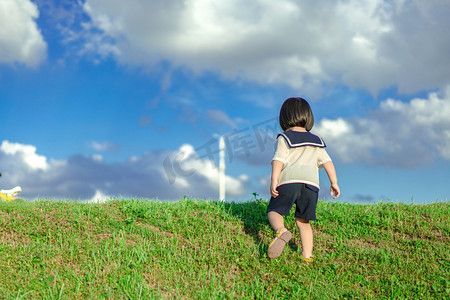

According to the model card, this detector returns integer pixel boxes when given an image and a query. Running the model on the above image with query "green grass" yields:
[0,197,449,299]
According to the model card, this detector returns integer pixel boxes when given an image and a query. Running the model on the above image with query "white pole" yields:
[219,136,226,202]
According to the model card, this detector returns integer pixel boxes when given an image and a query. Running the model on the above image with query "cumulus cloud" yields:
[74,0,450,94]
[0,141,246,201]
[0,141,48,171]
[0,0,47,67]
[313,87,450,168]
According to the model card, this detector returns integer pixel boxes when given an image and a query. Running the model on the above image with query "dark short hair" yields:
[279,97,314,131]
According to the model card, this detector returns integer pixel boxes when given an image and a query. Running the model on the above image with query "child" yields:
[267,97,340,261]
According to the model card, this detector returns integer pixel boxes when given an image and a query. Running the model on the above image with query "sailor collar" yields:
[277,130,326,148]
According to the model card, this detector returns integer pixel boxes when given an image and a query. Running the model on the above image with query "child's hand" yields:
[330,183,340,199]
[270,182,279,198]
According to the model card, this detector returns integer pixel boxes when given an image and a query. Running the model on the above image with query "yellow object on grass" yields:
[0,192,16,202]
[0,186,22,202]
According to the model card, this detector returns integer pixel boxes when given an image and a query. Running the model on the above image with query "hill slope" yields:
[0,198,449,299]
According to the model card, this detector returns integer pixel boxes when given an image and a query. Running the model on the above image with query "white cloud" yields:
[87,189,111,203]
[0,141,48,170]
[205,109,245,130]
[164,144,246,197]
[75,0,450,94]
[0,0,47,67]
[0,141,246,201]
[313,87,450,167]
[91,154,103,162]
[89,141,118,152]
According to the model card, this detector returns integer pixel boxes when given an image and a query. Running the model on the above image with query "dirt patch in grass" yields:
[0,210,11,222]
[347,238,380,250]
[135,222,195,248]
[0,229,32,246]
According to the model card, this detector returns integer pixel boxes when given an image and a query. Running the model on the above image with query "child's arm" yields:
[270,160,284,198]
[322,161,340,199]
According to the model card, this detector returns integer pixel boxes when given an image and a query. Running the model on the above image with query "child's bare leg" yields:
[295,217,313,258]
[267,211,292,259]
[268,211,285,232]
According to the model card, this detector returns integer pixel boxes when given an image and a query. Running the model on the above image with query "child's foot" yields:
[268,228,292,259]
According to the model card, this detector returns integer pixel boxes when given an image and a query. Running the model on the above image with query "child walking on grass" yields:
[267,97,340,261]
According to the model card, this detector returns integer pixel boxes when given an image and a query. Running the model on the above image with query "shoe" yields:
[268,228,292,259]
[301,256,314,263]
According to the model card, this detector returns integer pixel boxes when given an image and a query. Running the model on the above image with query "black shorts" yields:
[267,183,319,221]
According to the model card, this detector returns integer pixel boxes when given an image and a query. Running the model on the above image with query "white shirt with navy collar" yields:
[273,130,331,189]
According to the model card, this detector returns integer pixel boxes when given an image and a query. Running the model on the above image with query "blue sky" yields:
[1,0,449,203]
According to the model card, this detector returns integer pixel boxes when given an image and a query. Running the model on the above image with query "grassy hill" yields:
[0,197,449,299]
